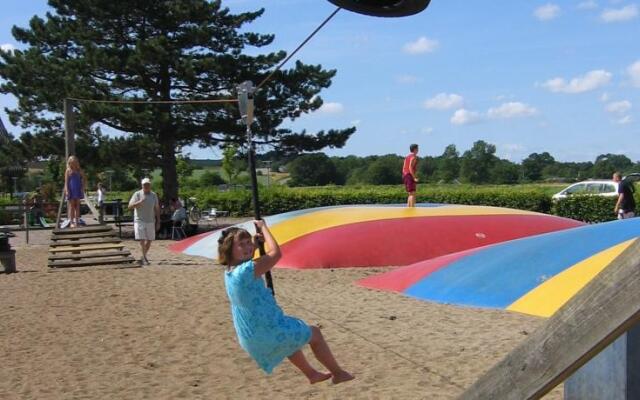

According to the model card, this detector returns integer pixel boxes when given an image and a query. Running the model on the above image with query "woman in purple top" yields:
[64,156,87,228]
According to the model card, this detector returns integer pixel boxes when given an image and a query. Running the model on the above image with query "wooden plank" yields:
[48,256,136,268]
[52,225,112,235]
[48,250,132,261]
[50,238,121,247]
[49,243,125,253]
[458,239,640,400]
[50,231,117,240]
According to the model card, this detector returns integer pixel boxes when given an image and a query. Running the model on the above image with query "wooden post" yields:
[62,99,76,228]
[64,99,75,159]
[458,239,640,400]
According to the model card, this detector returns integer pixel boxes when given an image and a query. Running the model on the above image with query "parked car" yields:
[552,180,618,201]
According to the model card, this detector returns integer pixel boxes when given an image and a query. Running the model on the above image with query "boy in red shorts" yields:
[402,144,419,207]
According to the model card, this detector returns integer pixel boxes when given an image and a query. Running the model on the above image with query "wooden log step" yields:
[51,231,117,241]
[52,225,112,235]
[49,243,126,253]
[48,256,136,268]
[50,238,121,247]
[48,250,131,261]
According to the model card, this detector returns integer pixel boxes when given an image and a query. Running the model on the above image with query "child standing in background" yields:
[64,156,86,228]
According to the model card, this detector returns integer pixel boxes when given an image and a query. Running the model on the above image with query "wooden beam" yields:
[48,256,135,268]
[458,239,640,400]
[49,243,125,253]
[51,231,117,240]
[48,250,132,261]
[50,238,121,247]
[53,225,112,235]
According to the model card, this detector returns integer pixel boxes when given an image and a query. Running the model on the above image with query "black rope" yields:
[66,97,237,105]
[256,7,342,90]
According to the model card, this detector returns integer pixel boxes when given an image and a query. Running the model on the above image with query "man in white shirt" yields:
[128,178,160,265]
[97,182,106,223]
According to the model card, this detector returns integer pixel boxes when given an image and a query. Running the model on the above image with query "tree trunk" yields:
[160,137,178,204]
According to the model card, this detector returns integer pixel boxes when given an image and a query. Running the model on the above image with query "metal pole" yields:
[238,81,274,295]
[24,210,29,244]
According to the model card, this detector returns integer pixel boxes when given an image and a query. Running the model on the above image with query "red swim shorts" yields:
[403,174,416,193]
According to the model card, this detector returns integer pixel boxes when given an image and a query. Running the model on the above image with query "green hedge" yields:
[183,185,553,217]
[551,195,630,223]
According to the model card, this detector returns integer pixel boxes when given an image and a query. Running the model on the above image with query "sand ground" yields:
[0,228,563,399]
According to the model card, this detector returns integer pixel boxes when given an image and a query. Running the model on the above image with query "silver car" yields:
[552,180,619,201]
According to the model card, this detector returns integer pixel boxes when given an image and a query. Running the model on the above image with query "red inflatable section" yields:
[277,214,583,269]
[357,248,480,292]
[168,230,212,253]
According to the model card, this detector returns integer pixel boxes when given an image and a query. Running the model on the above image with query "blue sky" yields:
[1,0,640,162]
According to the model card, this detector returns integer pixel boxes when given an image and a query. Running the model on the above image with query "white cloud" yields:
[422,127,434,134]
[600,92,610,102]
[395,74,421,84]
[617,115,633,125]
[487,102,538,119]
[451,109,482,125]
[424,93,464,110]
[600,4,638,22]
[403,36,439,55]
[628,60,640,87]
[541,69,612,93]
[318,102,344,114]
[0,43,15,53]
[605,100,632,114]
[534,4,561,20]
[502,143,525,152]
[577,1,598,10]
[350,119,361,126]
[500,144,526,160]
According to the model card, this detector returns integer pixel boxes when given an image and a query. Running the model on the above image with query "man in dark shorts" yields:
[402,144,419,207]
[613,172,636,219]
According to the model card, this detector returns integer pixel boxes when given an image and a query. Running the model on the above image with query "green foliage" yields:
[183,185,554,217]
[0,0,355,203]
[459,140,498,184]
[198,170,226,187]
[552,196,618,223]
[591,154,634,179]
[222,146,245,185]
[288,153,339,186]
[362,155,403,185]
[490,160,520,184]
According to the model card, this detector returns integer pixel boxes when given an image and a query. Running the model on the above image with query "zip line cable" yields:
[255,7,341,90]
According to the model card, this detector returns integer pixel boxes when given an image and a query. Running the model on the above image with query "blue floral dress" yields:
[224,260,311,373]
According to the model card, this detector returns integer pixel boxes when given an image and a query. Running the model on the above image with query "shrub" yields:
[183,185,553,217]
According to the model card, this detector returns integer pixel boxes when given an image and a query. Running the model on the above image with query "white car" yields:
[552,180,619,201]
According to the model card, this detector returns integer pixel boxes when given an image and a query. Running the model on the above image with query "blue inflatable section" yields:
[404,218,640,309]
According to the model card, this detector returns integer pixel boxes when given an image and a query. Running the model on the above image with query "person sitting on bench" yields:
[170,198,187,239]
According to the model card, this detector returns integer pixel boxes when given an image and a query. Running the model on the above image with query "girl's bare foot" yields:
[308,371,332,384]
[331,370,355,384]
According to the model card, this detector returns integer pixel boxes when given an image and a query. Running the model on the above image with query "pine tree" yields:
[0,0,355,201]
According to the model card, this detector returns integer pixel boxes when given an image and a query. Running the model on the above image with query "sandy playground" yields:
[0,228,563,399]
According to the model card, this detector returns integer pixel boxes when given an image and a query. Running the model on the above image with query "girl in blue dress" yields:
[219,220,354,384]
[63,156,87,228]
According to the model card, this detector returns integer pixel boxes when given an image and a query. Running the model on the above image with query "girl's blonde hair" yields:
[218,227,252,266]
[66,155,81,171]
